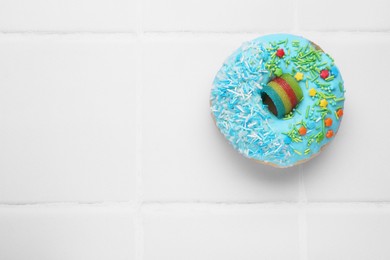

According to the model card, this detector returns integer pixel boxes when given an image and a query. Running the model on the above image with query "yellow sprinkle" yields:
[319,99,328,108]
[308,88,317,97]
[294,72,304,81]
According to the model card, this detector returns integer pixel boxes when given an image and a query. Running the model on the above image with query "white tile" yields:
[301,33,390,201]
[0,36,137,203]
[144,206,300,260]
[0,0,137,32]
[141,36,300,202]
[0,206,135,260]
[298,0,390,31]
[143,0,294,32]
[307,207,390,260]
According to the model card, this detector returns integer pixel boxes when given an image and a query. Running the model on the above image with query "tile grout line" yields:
[298,165,308,260]
[0,31,390,36]
[2,201,390,208]
[134,0,145,259]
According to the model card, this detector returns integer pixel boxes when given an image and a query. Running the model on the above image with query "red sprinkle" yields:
[276,49,285,58]
[320,70,329,79]
[298,126,307,136]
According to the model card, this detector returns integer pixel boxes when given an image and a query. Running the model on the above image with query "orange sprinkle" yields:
[299,126,307,136]
[324,118,333,127]
[326,130,334,138]
[336,109,344,118]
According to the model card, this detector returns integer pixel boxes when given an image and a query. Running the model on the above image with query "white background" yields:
[0,0,389,259]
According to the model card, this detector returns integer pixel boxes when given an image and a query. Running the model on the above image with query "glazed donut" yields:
[210,34,345,168]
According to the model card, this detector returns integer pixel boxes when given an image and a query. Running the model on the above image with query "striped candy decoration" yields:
[261,73,303,118]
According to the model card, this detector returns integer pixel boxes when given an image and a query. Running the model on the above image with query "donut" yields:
[210,34,345,168]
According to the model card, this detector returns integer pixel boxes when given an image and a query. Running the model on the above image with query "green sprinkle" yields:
[339,82,344,92]
[305,106,310,119]
[274,67,283,77]
[334,97,345,102]
[311,75,319,81]
[294,149,302,155]
[334,110,339,120]
[316,132,324,143]
[306,80,309,89]
[293,138,303,143]
[325,75,335,81]
[317,61,327,67]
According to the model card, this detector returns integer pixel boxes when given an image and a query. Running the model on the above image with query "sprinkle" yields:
[334,110,339,120]
[294,72,304,81]
[320,69,329,79]
[324,118,333,127]
[325,75,335,81]
[317,61,328,67]
[309,88,317,97]
[319,99,328,108]
[284,136,292,144]
[294,149,302,155]
[339,82,344,92]
[334,97,345,102]
[305,106,310,119]
[336,108,344,118]
[274,67,283,77]
[276,48,285,58]
[326,130,334,138]
[298,126,307,136]
[306,80,309,89]
[331,66,339,77]
[316,132,324,143]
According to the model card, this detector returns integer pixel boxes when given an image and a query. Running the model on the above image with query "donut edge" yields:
[210,104,332,169]
[210,39,340,169]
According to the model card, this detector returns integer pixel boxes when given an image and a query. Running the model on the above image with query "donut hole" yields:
[261,92,278,117]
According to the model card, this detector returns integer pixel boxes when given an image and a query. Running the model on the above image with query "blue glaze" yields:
[210,34,345,167]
